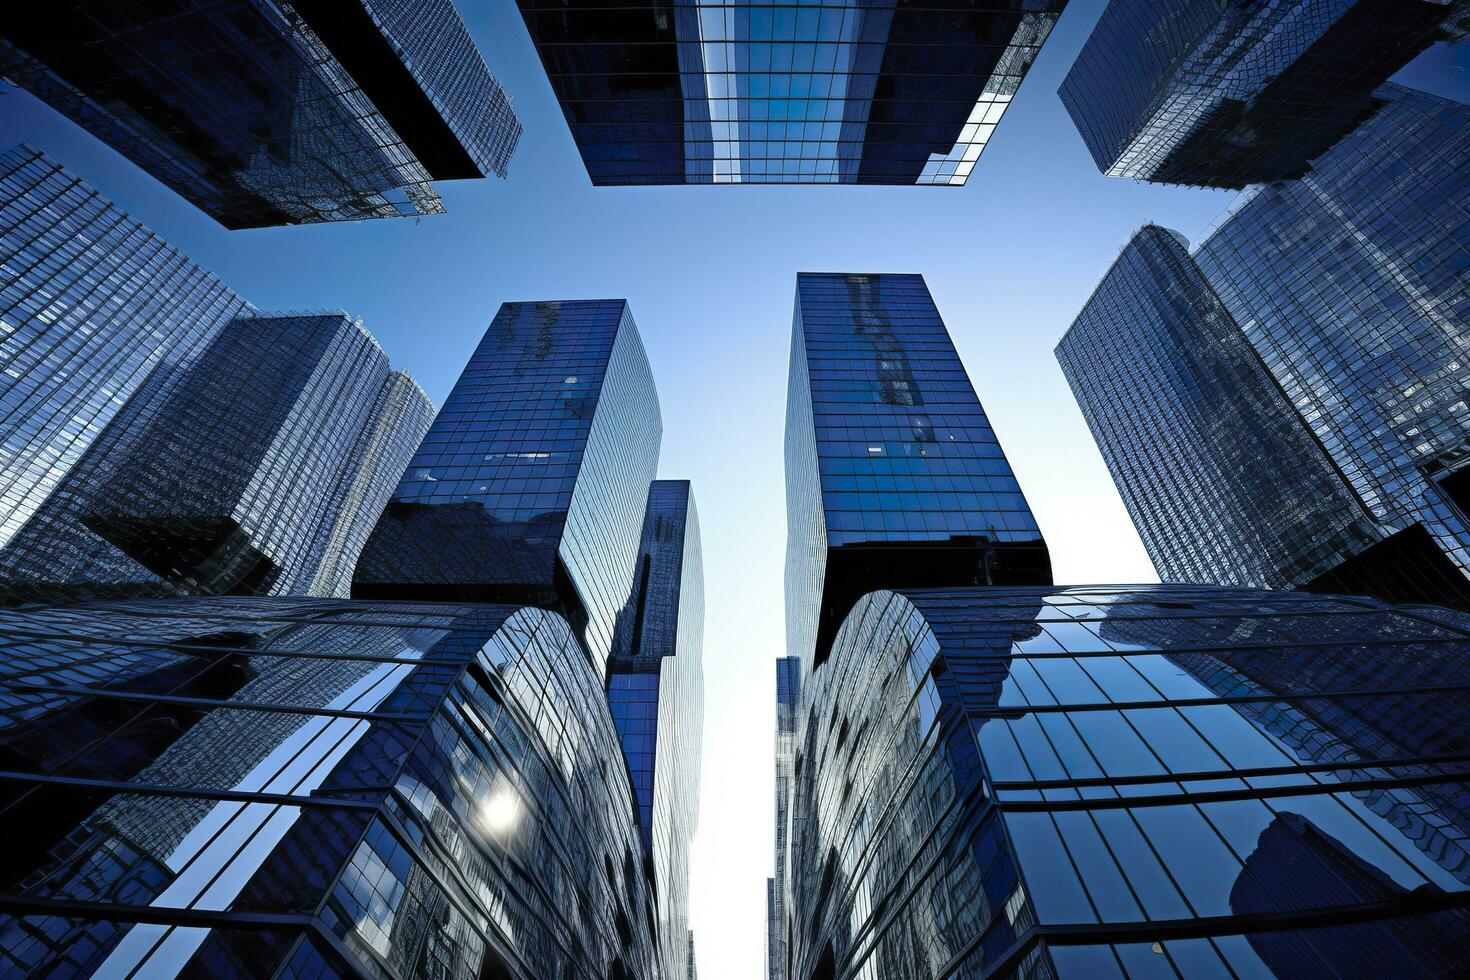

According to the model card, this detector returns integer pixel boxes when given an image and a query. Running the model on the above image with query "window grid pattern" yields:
[1059,0,1470,189]
[0,0,521,228]
[515,0,1066,186]
[1056,225,1383,591]
[0,145,247,552]
[1196,86,1470,591]
[769,655,801,980]
[791,584,1470,980]
[0,598,657,979]
[0,314,398,602]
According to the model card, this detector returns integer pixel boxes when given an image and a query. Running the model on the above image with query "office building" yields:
[1,0,521,227]
[768,655,800,980]
[606,479,704,980]
[354,298,662,670]
[516,0,1068,185]
[785,272,1050,675]
[0,313,421,602]
[1059,0,1470,188]
[0,145,246,552]
[0,597,658,978]
[788,584,1470,977]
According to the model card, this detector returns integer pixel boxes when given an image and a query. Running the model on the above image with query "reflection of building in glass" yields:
[1195,86,1470,606]
[355,299,662,670]
[1059,0,1469,188]
[0,146,247,553]
[0,598,657,978]
[786,272,1050,675]
[1,0,521,228]
[768,655,800,980]
[606,480,704,980]
[0,314,427,602]
[790,584,1470,979]
[515,0,1067,185]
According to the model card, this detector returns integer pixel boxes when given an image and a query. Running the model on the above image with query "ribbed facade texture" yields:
[1056,225,1383,592]
[606,479,705,980]
[0,145,247,552]
[353,299,662,670]
[0,598,658,978]
[516,0,1067,185]
[1059,0,1470,188]
[785,272,1050,675]
[0,0,521,228]
[789,584,1470,978]
[768,655,801,980]
[0,313,406,602]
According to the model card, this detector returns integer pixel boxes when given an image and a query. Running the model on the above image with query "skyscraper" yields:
[0,145,247,552]
[0,596,659,978]
[1056,224,1410,597]
[1194,85,1470,603]
[1059,0,1470,188]
[787,584,1470,978]
[515,0,1068,185]
[605,479,704,980]
[785,272,1050,674]
[768,655,800,980]
[1,0,521,228]
[0,313,423,602]
[354,298,662,670]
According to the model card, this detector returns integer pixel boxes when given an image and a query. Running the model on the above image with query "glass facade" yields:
[768,655,801,980]
[0,313,412,602]
[606,480,705,980]
[0,145,247,553]
[1195,85,1470,604]
[1059,0,1469,189]
[1056,225,1386,593]
[515,0,1066,185]
[785,272,1050,674]
[0,597,657,978]
[0,0,521,228]
[789,584,1470,979]
[354,299,662,671]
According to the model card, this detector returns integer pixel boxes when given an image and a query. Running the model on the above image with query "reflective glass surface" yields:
[516,0,1066,185]
[1057,225,1383,592]
[606,480,704,980]
[1195,86,1470,599]
[790,584,1470,979]
[785,272,1050,673]
[0,598,656,979]
[768,655,800,980]
[354,299,662,670]
[0,0,521,228]
[1059,0,1469,189]
[0,314,418,603]
[0,146,247,552]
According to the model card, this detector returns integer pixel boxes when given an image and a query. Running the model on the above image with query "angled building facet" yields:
[0,145,247,552]
[516,0,1068,186]
[1,0,522,228]
[1059,0,1470,188]
[605,479,704,980]
[353,299,662,670]
[785,272,1050,675]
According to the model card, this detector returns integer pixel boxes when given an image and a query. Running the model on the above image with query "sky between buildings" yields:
[2,1,1465,976]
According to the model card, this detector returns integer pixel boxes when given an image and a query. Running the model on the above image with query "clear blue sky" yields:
[2,2,1464,975]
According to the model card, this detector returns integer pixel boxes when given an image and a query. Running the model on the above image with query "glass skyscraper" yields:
[767,655,800,980]
[1,0,521,228]
[515,0,1067,185]
[1058,0,1469,188]
[0,313,426,602]
[788,584,1470,978]
[1057,224,1397,596]
[354,299,662,670]
[0,145,247,553]
[0,596,658,978]
[605,479,704,980]
[785,272,1050,675]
